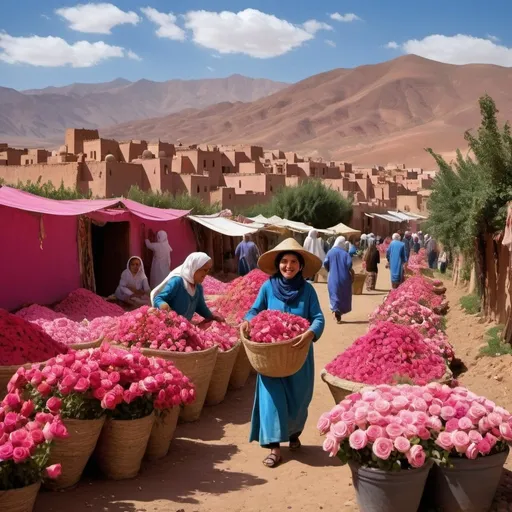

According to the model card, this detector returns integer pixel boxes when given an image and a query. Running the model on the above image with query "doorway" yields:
[91,222,130,297]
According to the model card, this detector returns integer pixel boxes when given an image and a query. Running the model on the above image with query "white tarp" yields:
[188,215,264,237]
[248,215,334,235]
[328,222,361,237]
[387,210,428,221]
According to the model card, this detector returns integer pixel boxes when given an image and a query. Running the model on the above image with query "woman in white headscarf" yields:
[115,256,151,306]
[151,252,225,322]
[303,229,326,260]
[145,230,173,289]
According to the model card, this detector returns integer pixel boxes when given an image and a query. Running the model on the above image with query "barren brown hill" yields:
[0,75,288,146]
[103,55,512,167]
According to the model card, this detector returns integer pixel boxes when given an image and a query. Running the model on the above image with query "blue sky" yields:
[1,0,512,90]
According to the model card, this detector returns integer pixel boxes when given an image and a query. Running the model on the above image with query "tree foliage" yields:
[242,180,353,229]
[0,178,91,199]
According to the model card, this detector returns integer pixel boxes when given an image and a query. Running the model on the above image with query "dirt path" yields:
[35,268,511,512]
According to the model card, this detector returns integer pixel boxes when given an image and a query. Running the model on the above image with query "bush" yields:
[242,180,353,229]
[1,178,91,199]
[459,294,481,315]
[479,325,509,357]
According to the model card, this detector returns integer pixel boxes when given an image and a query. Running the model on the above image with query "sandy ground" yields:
[34,268,512,512]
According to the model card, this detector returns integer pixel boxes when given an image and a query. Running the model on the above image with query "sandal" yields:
[262,453,282,468]
[289,439,301,451]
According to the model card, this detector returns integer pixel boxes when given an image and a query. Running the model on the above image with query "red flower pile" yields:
[54,288,125,322]
[195,321,239,351]
[248,310,310,343]
[202,276,229,296]
[386,276,444,309]
[0,309,68,366]
[325,321,448,385]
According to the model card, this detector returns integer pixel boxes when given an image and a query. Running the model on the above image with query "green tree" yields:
[242,180,353,229]
[0,178,91,199]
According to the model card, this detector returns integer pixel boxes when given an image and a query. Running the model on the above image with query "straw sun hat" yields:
[258,238,322,278]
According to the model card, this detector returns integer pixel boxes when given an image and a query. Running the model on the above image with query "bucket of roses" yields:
[321,322,453,405]
[102,307,216,423]
[318,385,434,512]
[93,345,195,479]
[425,385,512,512]
[0,393,66,512]
[7,350,107,490]
[240,310,312,378]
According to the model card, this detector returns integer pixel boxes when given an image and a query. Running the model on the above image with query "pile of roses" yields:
[385,276,445,310]
[195,321,239,352]
[247,310,311,344]
[0,392,66,490]
[202,276,229,296]
[8,343,196,421]
[15,305,66,324]
[407,250,429,274]
[0,309,68,366]
[318,383,512,469]
[325,321,448,385]
[210,269,269,325]
[54,288,125,322]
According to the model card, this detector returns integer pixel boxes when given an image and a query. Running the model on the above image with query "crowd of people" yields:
[108,223,447,470]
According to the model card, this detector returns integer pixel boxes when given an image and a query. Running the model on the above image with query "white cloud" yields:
[393,34,512,66]
[206,66,214,72]
[141,7,185,41]
[385,41,399,49]
[127,50,141,61]
[183,9,330,58]
[303,20,332,34]
[330,13,361,23]
[41,14,51,20]
[211,54,222,59]
[0,33,131,67]
[56,3,140,34]
[325,39,336,48]
[487,34,500,42]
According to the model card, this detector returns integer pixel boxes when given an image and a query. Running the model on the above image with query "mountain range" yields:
[3,55,512,167]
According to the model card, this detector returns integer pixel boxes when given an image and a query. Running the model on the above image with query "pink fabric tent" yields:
[0,187,197,311]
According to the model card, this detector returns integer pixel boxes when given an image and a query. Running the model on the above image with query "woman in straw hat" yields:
[241,238,325,468]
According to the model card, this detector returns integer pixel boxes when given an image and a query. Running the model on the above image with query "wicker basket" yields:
[45,416,105,490]
[352,273,366,295]
[141,346,218,422]
[206,342,241,405]
[0,482,41,512]
[0,362,38,399]
[68,338,102,351]
[229,344,252,389]
[240,329,312,378]
[145,407,180,460]
[95,413,155,480]
[321,367,454,405]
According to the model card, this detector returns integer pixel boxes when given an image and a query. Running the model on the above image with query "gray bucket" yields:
[431,448,508,512]
[349,460,433,512]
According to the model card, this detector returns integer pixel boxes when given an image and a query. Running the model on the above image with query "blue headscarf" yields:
[269,251,306,304]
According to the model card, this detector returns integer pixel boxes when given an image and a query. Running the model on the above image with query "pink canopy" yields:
[0,186,190,220]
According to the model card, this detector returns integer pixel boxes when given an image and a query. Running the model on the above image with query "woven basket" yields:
[45,416,106,490]
[145,407,180,460]
[206,342,241,406]
[95,413,155,480]
[0,482,41,512]
[352,273,366,295]
[240,329,312,378]
[69,338,102,351]
[0,362,37,399]
[229,344,252,389]
[141,346,218,422]
[321,368,454,405]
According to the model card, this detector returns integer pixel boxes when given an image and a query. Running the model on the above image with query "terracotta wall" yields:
[0,163,80,189]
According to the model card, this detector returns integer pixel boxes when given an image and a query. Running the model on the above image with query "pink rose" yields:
[485,433,498,449]
[385,423,404,440]
[366,425,383,443]
[427,417,443,432]
[445,418,460,432]
[478,417,491,433]
[331,421,349,441]
[349,430,368,450]
[441,406,456,420]
[46,397,62,414]
[468,430,483,444]
[74,378,90,393]
[317,413,331,435]
[435,431,454,451]
[12,446,30,463]
[452,430,470,453]
[20,400,35,418]
[417,426,431,441]
[3,393,21,409]
[101,391,119,410]
[45,464,62,479]
[394,436,411,453]
[487,412,503,427]
[477,438,491,455]
[429,404,442,416]
[30,429,45,445]
[9,428,28,446]
[0,442,14,460]
[407,445,426,468]
[322,433,340,457]
[49,420,68,439]
[458,417,473,430]
[329,405,344,423]
[465,443,479,460]
[372,437,394,460]
[499,423,512,441]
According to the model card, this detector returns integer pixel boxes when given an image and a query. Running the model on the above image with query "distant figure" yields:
[426,236,438,269]
[386,233,407,289]
[145,230,172,289]
[348,241,357,257]
[364,239,380,291]
[412,235,421,254]
[324,237,354,324]
[438,250,448,274]
[115,256,151,306]
[418,231,425,248]
[303,229,326,281]
[403,231,412,261]
[235,234,260,276]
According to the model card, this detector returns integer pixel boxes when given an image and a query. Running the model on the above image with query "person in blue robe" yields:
[386,233,407,289]
[235,234,260,276]
[324,236,354,324]
[151,252,224,322]
[241,238,325,468]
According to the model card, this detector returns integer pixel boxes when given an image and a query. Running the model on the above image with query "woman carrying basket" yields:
[240,238,325,468]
